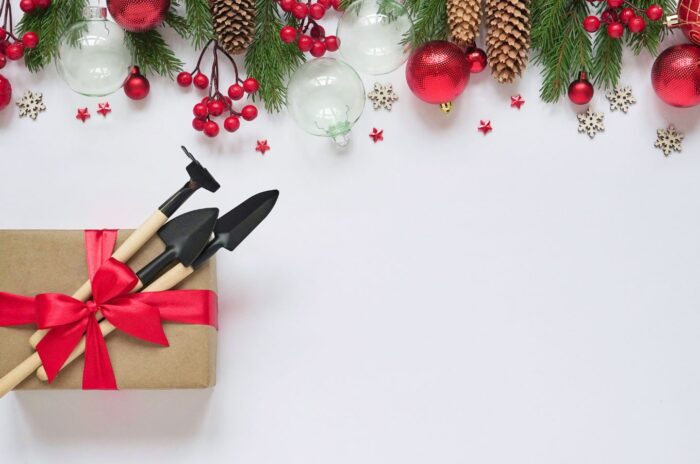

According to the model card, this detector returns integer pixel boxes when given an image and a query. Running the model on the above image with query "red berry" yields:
[324,35,339,52]
[601,9,617,24]
[19,0,35,13]
[646,4,663,21]
[208,99,225,116]
[627,16,646,33]
[318,0,331,8]
[177,72,192,87]
[6,44,24,61]
[241,105,258,121]
[228,83,245,100]
[204,121,220,137]
[310,24,325,39]
[35,0,50,8]
[0,55,6,70]
[192,118,206,131]
[310,40,326,57]
[607,22,624,39]
[292,2,309,19]
[607,0,622,7]
[22,32,39,49]
[582,15,600,32]
[224,115,240,132]
[201,96,210,104]
[618,8,634,24]
[0,28,6,41]
[193,102,208,118]
[193,72,209,89]
[280,25,297,43]
[331,0,341,10]
[243,77,259,93]
[309,3,326,19]
[297,35,313,52]
[280,0,295,11]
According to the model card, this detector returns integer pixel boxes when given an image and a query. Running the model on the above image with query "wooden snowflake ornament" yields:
[367,83,398,111]
[16,91,46,120]
[577,108,604,139]
[654,125,683,157]
[605,86,636,113]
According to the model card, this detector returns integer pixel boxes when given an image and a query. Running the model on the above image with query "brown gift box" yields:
[0,230,217,390]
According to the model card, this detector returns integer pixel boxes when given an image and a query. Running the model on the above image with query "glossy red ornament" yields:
[583,15,601,32]
[224,115,240,132]
[465,47,487,73]
[567,71,594,105]
[22,32,39,49]
[241,104,258,121]
[0,74,11,111]
[678,0,700,45]
[203,120,219,137]
[177,72,192,87]
[651,44,700,107]
[627,16,646,33]
[405,40,470,111]
[107,0,170,32]
[123,67,150,100]
[607,22,624,38]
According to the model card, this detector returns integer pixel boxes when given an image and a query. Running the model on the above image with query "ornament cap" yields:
[440,102,453,113]
[665,14,679,27]
[83,6,107,20]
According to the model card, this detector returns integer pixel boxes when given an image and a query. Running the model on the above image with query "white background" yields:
[1,7,700,462]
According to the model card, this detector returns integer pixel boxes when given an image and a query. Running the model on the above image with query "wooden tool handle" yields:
[0,353,42,399]
[28,210,169,349]
[36,264,194,382]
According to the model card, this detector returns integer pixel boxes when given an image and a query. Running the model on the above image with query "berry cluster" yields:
[278,0,341,57]
[18,0,50,14]
[0,0,40,70]
[177,40,259,138]
[582,0,663,38]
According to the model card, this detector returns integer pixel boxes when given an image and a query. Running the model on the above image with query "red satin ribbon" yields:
[0,230,218,390]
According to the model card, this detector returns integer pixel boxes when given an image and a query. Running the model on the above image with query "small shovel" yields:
[28,208,219,348]
[29,147,220,345]
[33,190,280,383]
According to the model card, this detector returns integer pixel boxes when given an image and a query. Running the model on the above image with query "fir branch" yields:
[405,0,448,47]
[625,0,674,55]
[184,0,215,50]
[591,27,622,89]
[17,0,85,72]
[125,30,184,77]
[165,8,189,39]
[245,0,304,112]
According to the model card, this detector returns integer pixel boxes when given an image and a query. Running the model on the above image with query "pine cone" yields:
[447,0,482,47]
[209,0,256,55]
[484,0,530,84]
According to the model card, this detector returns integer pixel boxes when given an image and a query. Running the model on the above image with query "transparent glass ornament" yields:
[286,58,365,147]
[336,0,413,75]
[56,7,132,96]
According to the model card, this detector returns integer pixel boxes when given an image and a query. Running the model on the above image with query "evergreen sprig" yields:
[125,30,184,77]
[17,0,85,72]
[245,0,305,112]
[165,5,190,39]
[184,0,215,50]
[405,0,448,47]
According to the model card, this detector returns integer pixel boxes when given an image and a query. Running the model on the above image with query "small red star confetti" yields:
[76,108,90,122]
[255,139,270,155]
[477,120,492,135]
[97,102,111,117]
[369,127,384,143]
[510,94,525,109]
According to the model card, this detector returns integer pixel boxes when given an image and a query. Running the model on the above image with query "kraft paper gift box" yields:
[0,230,217,390]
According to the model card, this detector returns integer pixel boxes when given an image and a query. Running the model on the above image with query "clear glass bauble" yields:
[336,0,413,75]
[286,58,366,147]
[56,7,132,96]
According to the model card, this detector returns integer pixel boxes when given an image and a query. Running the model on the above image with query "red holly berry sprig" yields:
[582,0,663,38]
[0,0,41,69]
[177,40,259,138]
[278,0,341,57]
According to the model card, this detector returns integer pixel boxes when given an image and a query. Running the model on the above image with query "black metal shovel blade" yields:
[136,207,219,285]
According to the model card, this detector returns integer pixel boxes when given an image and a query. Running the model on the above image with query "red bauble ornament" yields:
[567,71,594,105]
[22,32,39,49]
[177,72,192,87]
[224,115,240,132]
[651,44,700,107]
[627,16,646,33]
[123,67,150,100]
[465,47,487,73]
[280,25,297,43]
[678,0,700,45]
[0,74,11,111]
[324,35,339,52]
[241,104,258,121]
[405,40,470,112]
[107,0,170,32]
[607,22,624,38]
[583,15,601,32]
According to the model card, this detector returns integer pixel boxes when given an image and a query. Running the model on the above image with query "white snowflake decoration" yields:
[654,125,684,157]
[577,108,605,139]
[367,83,398,111]
[16,91,46,120]
[605,86,636,113]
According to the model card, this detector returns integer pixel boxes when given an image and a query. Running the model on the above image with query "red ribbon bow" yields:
[0,230,217,390]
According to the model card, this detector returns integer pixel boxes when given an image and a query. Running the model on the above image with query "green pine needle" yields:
[245,0,305,112]
[405,0,448,47]
[125,30,184,77]
[165,8,190,39]
[184,0,215,50]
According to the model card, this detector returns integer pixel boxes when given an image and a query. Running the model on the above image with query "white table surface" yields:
[1,18,700,463]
